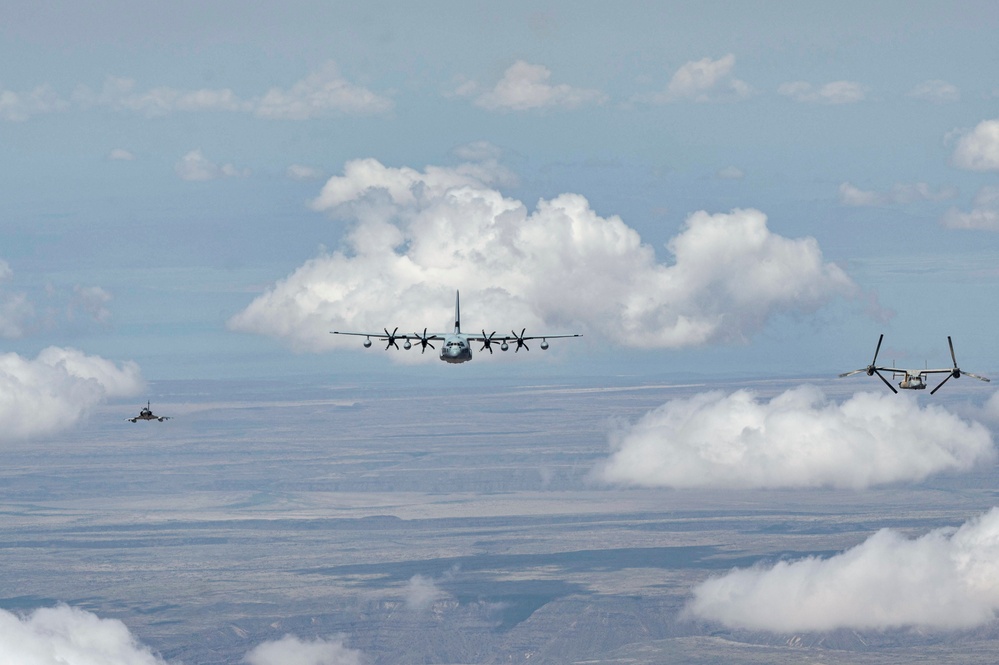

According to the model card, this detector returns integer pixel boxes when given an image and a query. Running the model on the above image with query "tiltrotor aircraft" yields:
[331,291,581,364]
[126,401,171,422]
[840,334,990,394]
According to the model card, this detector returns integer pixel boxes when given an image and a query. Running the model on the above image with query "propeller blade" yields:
[930,373,952,395]
[511,328,529,352]
[413,328,435,353]
[839,368,867,378]
[874,369,898,394]
[948,335,957,368]
[479,330,496,353]
[964,372,991,383]
[872,333,884,366]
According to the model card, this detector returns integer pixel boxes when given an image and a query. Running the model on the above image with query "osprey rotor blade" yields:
[874,369,898,394]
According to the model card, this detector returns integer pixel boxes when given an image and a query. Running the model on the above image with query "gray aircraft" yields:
[331,291,581,364]
[126,401,171,422]
[840,334,990,394]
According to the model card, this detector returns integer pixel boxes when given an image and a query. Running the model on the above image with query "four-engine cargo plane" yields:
[840,334,990,394]
[331,291,581,364]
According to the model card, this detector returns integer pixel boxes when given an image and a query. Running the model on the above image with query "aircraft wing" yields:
[475,333,582,342]
[330,331,445,341]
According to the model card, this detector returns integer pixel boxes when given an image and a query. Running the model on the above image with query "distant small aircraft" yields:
[331,291,581,364]
[126,401,171,422]
[840,334,990,394]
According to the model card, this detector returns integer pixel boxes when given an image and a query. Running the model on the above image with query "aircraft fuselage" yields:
[440,334,472,363]
[896,372,926,390]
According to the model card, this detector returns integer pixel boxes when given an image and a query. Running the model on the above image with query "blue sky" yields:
[2,0,999,381]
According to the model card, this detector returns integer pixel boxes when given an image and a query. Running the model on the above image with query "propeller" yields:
[511,328,530,352]
[839,334,897,393]
[932,336,991,394]
[413,328,435,354]
[479,330,497,354]
[383,327,400,350]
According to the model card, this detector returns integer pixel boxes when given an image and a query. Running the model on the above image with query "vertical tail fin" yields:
[454,291,461,333]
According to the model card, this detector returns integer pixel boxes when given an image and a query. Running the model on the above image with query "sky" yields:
[4,2,999,660]
[1,0,999,383]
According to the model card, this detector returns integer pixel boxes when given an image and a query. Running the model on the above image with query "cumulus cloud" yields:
[951,119,999,171]
[287,164,326,181]
[255,62,392,118]
[0,604,166,664]
[458,60,607,111]
[75,76,247,117]
[1,261,116,337]
[778,80,866,104]
[0,260,34,338]
[689,507,999,632]
[228,159,857,354]
[839,181,958,207]
[908,79,960,103]
[0,84,68,121]
[404,573,450,610]
[243,634,365,665]
[639,54,751,104]
[108,148,135,161]
[175,149,250,181]
[941,185,999,231]
[75,62,391,119]
[596,386,994,489]
[0,347,144,442]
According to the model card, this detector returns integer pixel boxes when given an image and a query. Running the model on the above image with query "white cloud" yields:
[76,76,249,117]
[715,166,744,180]
[76,63,391,119]
[0,260,34,338]
[0,261,114,336]
[688,507,999,632]
[941,185,999,230]
[908,79,960,103]
[596,386,994,489]
[952,119,999,171]
[228,159,857,354]
[404,574,449,610]
[243,634,365,665]
[0,84,68,121]
[287,164,325,180]
[464,60,607,111]
[108,148,135,161]
[0,604,166,664]
[839,181,958,206]
[0,347,144,442]
[175,149,250,181]
[778,80,866,104]
[255,62,392,119]
[667,54,750,102]
[638,54,751,104]
[69,285,113,325]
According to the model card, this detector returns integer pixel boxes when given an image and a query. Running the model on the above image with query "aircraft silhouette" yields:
[840,334,990,394]
[331,291,581,364]
[126,401,171,422]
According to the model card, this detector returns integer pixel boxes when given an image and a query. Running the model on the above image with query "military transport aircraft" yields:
[840,334,990,394]
[126,401,171,422]
[331,291,581,364]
